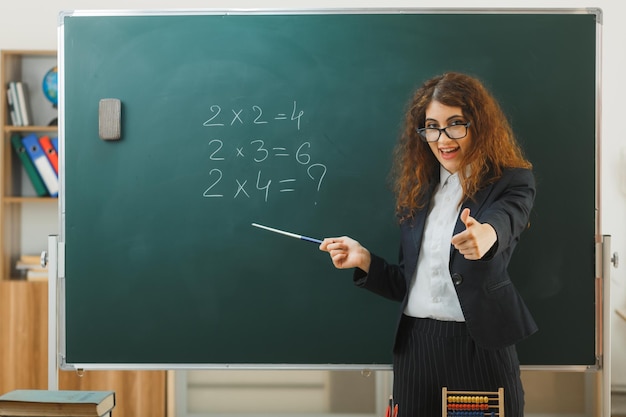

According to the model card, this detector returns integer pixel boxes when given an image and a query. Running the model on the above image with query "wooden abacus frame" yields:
[442,387,504,416]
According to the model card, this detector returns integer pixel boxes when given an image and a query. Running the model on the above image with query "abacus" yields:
[441,387,504,417]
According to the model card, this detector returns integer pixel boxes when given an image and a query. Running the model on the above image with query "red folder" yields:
[38,135,58,174]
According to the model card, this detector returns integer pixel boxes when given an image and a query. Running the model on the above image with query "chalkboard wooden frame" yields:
[58,8,601,369]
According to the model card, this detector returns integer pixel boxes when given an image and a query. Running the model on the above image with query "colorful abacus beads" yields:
[446,395,492,416]
[447,403,489,410]
[447,395,490,404]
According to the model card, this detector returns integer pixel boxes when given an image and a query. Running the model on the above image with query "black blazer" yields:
[354,167,538,350]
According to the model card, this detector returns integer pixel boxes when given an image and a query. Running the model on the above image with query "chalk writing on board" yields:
[201,102,326,202]
[202,140,328,202]
[202,101,304,130]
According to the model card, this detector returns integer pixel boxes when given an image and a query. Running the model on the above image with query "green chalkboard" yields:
[60,10,599,367]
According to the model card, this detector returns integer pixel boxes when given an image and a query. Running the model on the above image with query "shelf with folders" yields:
[4,127,59,202]
[1,50,58,280]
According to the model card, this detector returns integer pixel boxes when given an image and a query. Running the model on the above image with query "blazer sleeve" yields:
[479,168,536,260]
[352,250,407,302]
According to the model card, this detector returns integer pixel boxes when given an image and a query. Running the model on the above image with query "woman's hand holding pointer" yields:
[320,237,371,273]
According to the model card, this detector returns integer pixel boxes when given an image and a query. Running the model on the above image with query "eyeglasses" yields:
[416,122,471,142]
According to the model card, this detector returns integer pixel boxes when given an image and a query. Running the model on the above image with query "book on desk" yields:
[0,390,115,417]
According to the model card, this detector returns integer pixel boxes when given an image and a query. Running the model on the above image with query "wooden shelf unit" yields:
[0,49,58,281]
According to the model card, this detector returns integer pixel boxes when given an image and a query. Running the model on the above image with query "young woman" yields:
[320,72,537,417]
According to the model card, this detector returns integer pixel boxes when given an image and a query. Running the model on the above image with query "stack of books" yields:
[0,390,115,417]
[5,81,32,126]
[15,254,47,281]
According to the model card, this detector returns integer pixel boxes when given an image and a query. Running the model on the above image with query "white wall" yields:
[2,0,625,413]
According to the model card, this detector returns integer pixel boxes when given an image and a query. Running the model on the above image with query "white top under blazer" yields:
[404,166,465,322]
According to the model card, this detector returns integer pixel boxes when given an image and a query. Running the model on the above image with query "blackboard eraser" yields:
[98,98,121,140]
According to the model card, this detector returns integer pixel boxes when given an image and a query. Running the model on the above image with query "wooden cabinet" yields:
[0,280,47,391]
[0,51,167,417]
